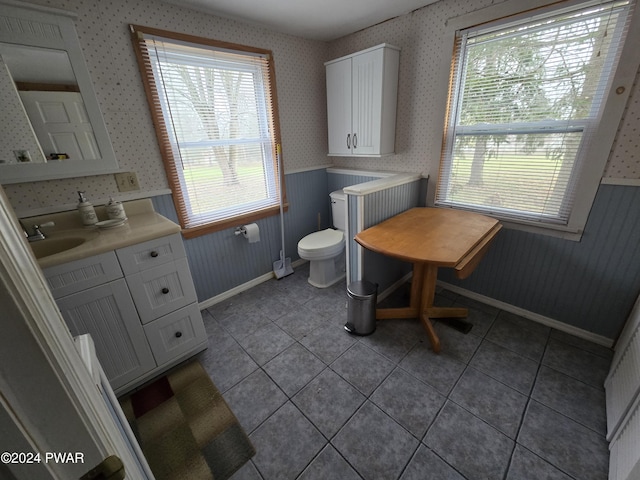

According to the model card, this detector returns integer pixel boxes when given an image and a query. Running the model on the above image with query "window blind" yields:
[436,0,634,226]
[131,26,283,235]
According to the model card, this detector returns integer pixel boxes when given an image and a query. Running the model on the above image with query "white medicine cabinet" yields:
[325,44,400,157]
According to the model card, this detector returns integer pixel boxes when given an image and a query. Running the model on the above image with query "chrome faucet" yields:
[21,221,55,242]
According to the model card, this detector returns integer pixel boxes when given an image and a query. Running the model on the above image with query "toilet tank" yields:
[330,189,347,231]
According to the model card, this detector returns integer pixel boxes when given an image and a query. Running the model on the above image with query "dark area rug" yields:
[119,361,255,480]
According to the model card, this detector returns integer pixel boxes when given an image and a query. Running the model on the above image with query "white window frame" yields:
[131,26,285,238]
[429,0,640,240]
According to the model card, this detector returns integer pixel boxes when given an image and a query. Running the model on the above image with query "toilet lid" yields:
[298,228,344,252]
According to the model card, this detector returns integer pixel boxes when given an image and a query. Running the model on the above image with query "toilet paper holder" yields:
[234,223,260,243]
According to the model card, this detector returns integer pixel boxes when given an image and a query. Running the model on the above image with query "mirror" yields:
[0,1,118,184]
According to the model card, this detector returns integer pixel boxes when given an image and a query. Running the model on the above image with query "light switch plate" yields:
[115,172,140,192]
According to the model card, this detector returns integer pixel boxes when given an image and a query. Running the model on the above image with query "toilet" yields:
[297,189,346,288]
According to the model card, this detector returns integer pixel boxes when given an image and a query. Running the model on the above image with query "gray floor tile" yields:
[217,308,272,341]
[237,321,295,365]
[542,338,610,390]
[450,367,528,439]
[201,310,238,353]
[275,305,328,340]
[486,311,550,361]
[424,401,514,480]
[303,293,348,324]
[298,444,362,480]
[206,290,261,321]
[254,290,304,321]
[229,460,262,480]
[399,342,466,395]
[299,323,357,364]
[550,329,613,360]
[399,445,465,480]
[532,366,607,434]
[433,321,482,363]
[272,272,319,305]
[293,368,366,438]
[203,275,611,480]
[358,318,423,363]
[263,343,325,396]
[370,368,446,438]
[331,342,395,396]
[518,400,609,480]
[198,341,258,393]
[250,401,326,480]
[223,369,288,433]
[470,339,539,395]
[332,401,419,480]
[451,301,498,337]
[506,445,573,480]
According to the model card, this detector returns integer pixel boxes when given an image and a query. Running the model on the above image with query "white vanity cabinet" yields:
[325,44,400,157]
[43,233,207,394]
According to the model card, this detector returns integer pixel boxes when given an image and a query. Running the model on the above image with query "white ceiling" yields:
[160,0,440,41]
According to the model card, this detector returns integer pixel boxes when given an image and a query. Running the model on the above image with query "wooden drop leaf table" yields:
[354,207,502,353]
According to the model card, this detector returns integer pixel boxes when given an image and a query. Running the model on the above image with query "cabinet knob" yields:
[175,331,182,338]
[346,133,350,149]
[161,287,169,294]
[150,251,159,258]
[353,133,357,148]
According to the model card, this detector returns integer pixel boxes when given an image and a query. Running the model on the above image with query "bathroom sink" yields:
[29,236,87,259]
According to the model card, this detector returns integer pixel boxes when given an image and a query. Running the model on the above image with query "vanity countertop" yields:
[25,198,182,269]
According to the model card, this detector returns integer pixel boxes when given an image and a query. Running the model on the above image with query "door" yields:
[57,279,157,391]
[19,91,100,160]
[351,49,384,156]
[0,184,152,480]
[326,57,352,155]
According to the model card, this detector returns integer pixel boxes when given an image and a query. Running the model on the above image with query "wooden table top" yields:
[355,207,501,266]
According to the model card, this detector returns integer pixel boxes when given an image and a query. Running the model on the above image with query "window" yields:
[131,26,284,238]
[436,0,635,233]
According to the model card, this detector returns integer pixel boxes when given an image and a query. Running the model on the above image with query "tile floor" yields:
[197,263,613,480]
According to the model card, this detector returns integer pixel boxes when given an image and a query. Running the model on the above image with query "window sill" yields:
[180,203,288,239]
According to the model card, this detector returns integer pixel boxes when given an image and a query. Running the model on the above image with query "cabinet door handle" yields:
[161,287,169,294]
[353,133,357,149]
[346,133,350,149]
[175,331,182,338]
[150,251,159,258]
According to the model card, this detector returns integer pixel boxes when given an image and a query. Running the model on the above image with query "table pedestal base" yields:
[375,263,468,353]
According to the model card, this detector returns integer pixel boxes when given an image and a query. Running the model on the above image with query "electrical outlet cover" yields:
[115,172,140,192]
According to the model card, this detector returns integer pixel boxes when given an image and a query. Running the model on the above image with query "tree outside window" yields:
[437,0,633,226]
[131,26,284,237]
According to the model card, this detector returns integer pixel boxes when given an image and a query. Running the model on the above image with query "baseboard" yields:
[438,281,614,348]
[199,258,307,310]
[196,266,613,348]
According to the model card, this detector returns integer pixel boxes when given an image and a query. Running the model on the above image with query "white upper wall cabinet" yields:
[325,44,400,157]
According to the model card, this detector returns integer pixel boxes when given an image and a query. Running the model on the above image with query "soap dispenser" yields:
[77,191,98,226]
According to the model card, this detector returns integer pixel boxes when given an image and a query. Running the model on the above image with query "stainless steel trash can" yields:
[344,280,377,336]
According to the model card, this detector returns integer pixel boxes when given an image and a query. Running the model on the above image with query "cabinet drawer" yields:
[127,257,197,323]
[144,303,207,366]
[116,233,186,275]
[43,251,122,299]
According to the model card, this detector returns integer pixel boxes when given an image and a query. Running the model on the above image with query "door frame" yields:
[0,184,149,479]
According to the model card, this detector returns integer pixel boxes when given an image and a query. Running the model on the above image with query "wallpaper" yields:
[3,0,639,215]
[328,0,640,181]
[4,0,330,213]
